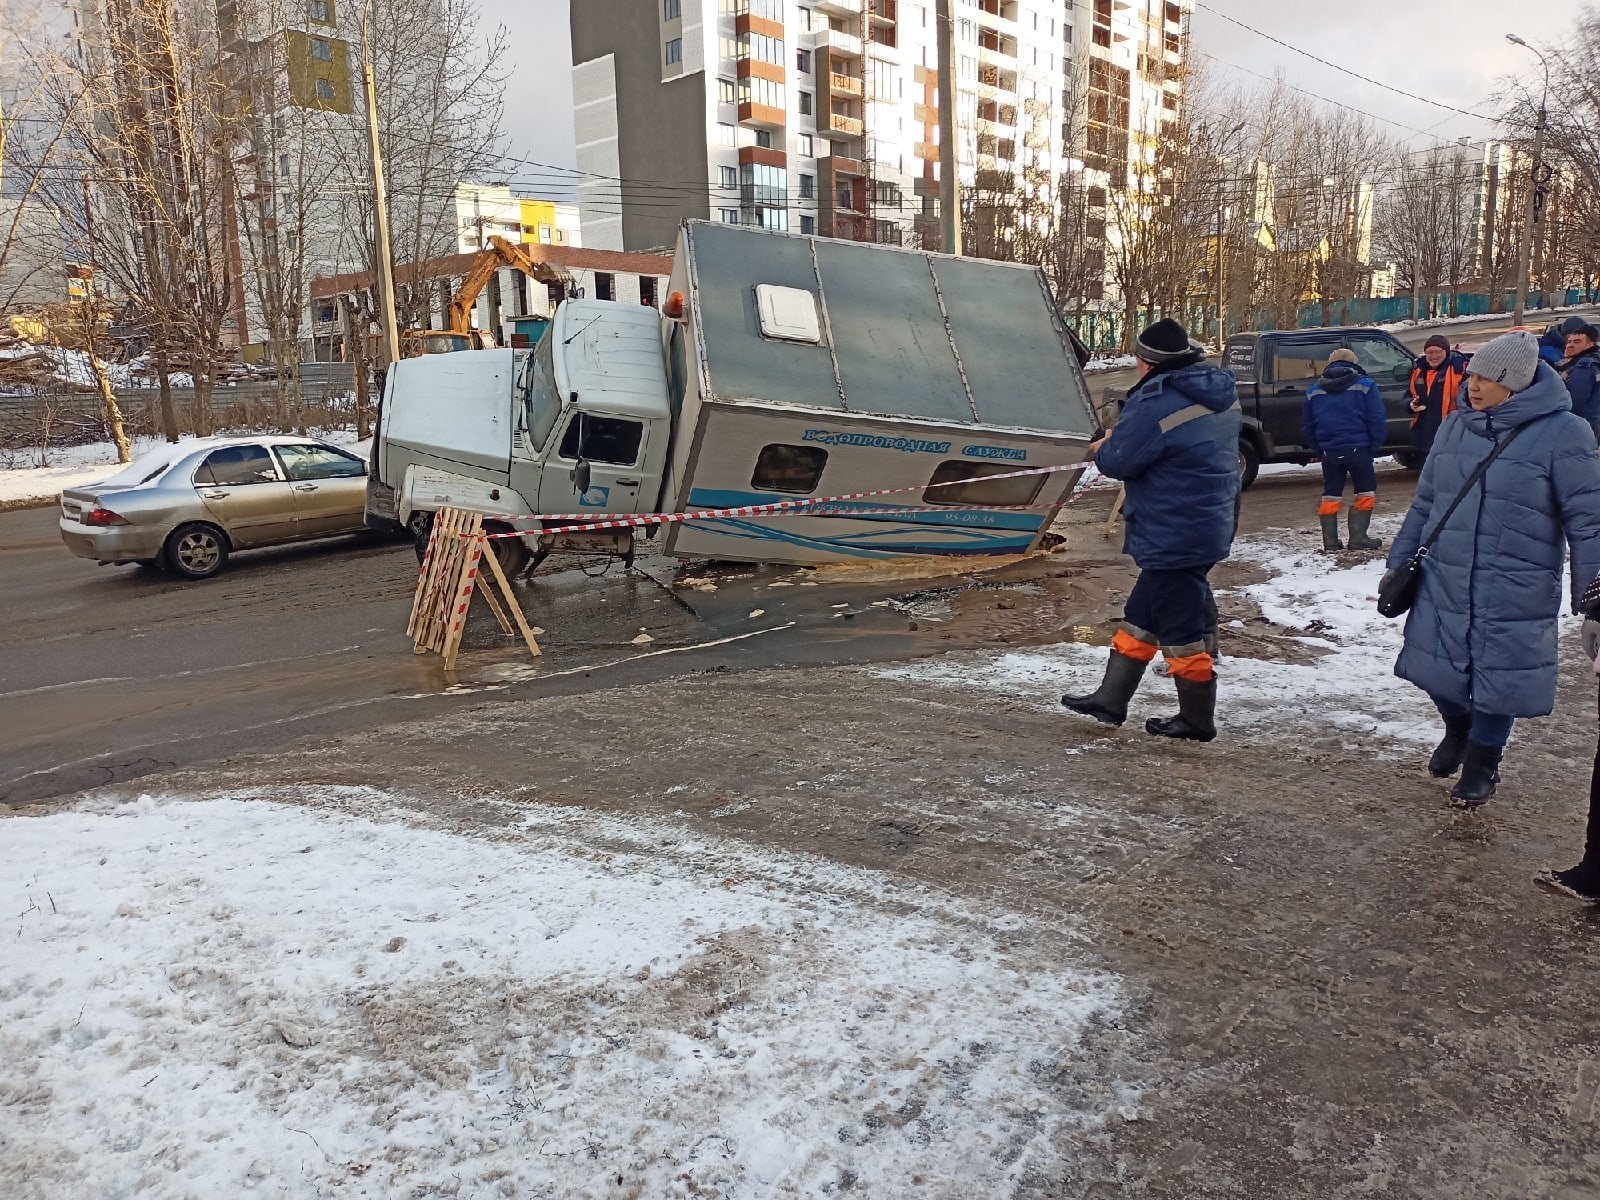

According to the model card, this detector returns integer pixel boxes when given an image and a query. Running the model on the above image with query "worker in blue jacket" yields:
[1559,318,1600,439]
[1302,348,1389,553]
[1063,318,1241,743]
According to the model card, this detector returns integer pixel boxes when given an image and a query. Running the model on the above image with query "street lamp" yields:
[1507,33,1549,327]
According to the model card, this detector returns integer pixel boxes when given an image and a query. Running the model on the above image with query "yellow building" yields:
[519,200,582,248]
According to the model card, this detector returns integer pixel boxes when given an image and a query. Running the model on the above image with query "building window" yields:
[739,76,785,109]
[539,224,553,242]
[798,133,814,157]
[595,272,614,301]
[309,36,332,61]
[717,122,736,146]
[800,214,815,235]
[278,153,291,178]
[719,208,741,223]
[751,444,828,494]
[923,461,1046,507]
[640,276,658,308]
[738,32,784,66]
[719,77,736,104]
[310,0,331,21]
[798,5,812,29]
[754,129,773,148]
[315,78,335,101]
[663,0,680,17]
[720,165,737,191]
[798,91,812,116]
[797,48,811,73]
[799,172,814,199]
[665,37,683,65]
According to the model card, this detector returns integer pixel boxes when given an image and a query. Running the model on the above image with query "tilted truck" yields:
[366,221,1099,571]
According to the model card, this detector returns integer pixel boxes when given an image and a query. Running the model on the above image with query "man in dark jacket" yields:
[1303,347,1388,552]
[1559,318,1600,439]
[1406,334,1467,464]
[1063,318,1242,742]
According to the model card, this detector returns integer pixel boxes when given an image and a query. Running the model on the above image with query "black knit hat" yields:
[1424,334,1451,353]
[1134,317,1202,365]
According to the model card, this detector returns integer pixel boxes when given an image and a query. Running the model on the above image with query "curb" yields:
[0,496,58,514]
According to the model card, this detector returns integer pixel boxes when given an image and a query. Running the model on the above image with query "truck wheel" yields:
[483,523,531,578]
[1238,440,1261,491]
[409,511,435,563]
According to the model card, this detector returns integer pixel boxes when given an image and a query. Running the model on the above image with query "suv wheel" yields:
[1238,440,1261,491]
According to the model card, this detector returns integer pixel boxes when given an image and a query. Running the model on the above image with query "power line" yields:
[1193,1,1501,124]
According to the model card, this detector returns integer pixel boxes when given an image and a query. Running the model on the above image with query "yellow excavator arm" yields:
[400,235,572,357]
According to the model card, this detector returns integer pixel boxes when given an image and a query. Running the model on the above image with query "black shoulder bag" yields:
[1377,423,1533,619]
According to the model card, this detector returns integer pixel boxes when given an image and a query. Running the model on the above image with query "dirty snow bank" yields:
[1,791,1127,1199]
[873,530,1439,749]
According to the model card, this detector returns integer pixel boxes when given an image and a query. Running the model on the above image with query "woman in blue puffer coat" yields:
[1387,331,1600,807]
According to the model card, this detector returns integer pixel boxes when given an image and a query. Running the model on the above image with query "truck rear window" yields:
[922,460,1044,507]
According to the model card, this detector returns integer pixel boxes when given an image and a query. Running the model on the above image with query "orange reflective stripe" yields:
[1318,499,1343,516]
[1353,494,1376,512]
[1112,629,1159,662]
[1164,651,1215,682]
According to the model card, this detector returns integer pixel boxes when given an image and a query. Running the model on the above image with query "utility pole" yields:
[935,0,961,256]
[1507,34,1548,327]
[362,0,400,367]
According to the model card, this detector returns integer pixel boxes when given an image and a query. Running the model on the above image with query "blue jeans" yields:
[1433,697,1515,748]
[1320,449,1378,498]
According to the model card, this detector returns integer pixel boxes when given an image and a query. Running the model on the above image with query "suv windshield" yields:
[519,335,561,451]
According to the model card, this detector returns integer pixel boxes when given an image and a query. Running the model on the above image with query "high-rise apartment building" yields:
[570,0,1189,271]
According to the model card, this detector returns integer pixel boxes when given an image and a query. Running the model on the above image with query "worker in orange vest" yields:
[1407,334,1468,462]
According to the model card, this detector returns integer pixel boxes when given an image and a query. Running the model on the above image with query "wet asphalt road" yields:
[0,508,946,806]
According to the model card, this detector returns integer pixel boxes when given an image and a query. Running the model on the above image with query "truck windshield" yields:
[521,334,561,451]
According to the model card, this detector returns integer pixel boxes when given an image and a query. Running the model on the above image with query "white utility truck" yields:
[367,221,1099,570]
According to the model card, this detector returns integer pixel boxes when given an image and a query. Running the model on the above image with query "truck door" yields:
[1346,333,1421,451]
[538,411,650,515]
[1263,333,1341,451]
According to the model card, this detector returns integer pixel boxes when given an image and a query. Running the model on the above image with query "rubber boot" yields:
[1449,742,1503,808]
[1428,715,1472,778]
[1145,676,1218,742]
[1348,502,1383,551]
[1062,650,1148,726]
[1319,509,1344,552]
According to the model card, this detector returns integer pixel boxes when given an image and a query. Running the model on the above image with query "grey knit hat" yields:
[1466,330,1540,393]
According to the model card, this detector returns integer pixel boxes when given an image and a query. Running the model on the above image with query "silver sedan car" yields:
[59,435,372,579]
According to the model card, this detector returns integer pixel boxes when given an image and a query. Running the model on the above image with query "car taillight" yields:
[83,507,129,527]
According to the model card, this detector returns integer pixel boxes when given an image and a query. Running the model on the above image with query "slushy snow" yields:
[1,790,1127,1198]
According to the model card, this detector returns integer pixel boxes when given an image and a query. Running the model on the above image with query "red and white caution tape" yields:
[459,461,1106,539]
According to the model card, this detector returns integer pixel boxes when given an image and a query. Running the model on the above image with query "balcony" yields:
[738,102,786,129]
[829,70,862,96]
[976,64,1016,100]
[973,0,1019,37]
[814,0,862,15]
[977,37,1017,70]
[738,144,787,168]
[809,27,863,58]
[867,0,897,23]
[828,154,864,177]
[823,112,865,139]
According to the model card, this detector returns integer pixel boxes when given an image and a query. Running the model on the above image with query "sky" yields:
[487,0,1590,200]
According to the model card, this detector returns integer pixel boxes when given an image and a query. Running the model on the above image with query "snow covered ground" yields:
[1,790,1128,1199]
[0,430,367,507]
[1377,303,1593,336]
[874,529,1441,751]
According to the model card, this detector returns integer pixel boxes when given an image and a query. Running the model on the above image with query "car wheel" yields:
[164,522,230,580]
[1391,450,1421,471]
[1238,440,1261,491]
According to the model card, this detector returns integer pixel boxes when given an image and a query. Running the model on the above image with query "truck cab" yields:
[370,299,672,567]
[1221,327,1419,486]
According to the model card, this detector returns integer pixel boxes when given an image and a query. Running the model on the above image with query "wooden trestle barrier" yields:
[407,507,541,670]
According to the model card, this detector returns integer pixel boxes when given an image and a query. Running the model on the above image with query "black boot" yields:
[1062,651,1148,727]
[1428,715,1472,778]
[1145,676,1217,742]
[1319,509,1344,553]
[1449,742,1502,808]
[1533,864,1600,903]
[1347,503,1383,551]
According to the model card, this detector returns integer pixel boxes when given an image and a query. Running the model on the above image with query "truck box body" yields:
[660,222,1097,562]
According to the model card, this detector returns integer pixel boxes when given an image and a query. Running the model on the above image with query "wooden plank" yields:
[1103,487,1125,540]
[478,530,543,660]
[476,573,514,635]
[438,513,485,671]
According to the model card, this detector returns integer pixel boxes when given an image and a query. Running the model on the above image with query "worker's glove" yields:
[1583,617,1600,664]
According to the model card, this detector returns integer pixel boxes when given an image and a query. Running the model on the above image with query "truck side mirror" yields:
[573,458,592,495]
